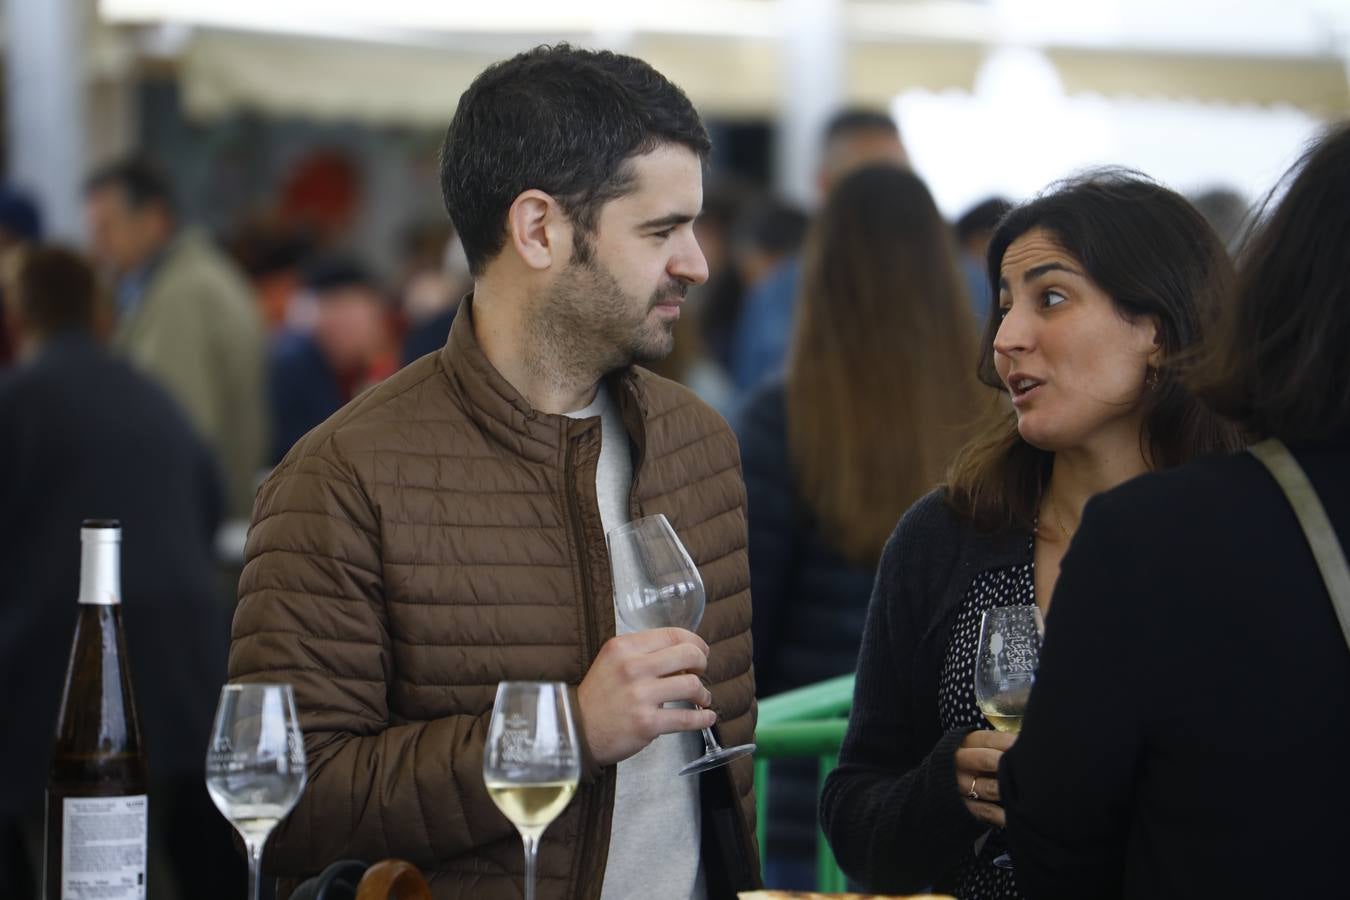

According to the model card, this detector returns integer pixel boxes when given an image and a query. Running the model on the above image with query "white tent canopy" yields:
[98,0,1350,124]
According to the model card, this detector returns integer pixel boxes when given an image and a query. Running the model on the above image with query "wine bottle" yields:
[43,519,149,900]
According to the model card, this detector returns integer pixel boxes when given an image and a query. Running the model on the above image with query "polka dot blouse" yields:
[937,537,1035,899]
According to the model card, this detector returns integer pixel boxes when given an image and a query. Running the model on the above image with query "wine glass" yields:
[973,604,1044,868]
[483,681,581,900]
[606,513,756,776]
[206,683,308,900]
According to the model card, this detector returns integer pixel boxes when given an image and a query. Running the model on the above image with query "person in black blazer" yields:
[1000,123,1350,898]
[0,246,241,896]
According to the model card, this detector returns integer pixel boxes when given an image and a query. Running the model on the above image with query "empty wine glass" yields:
[483,681,581,900]
[973,605,1044,868]
[606,513,756,776]
[206,683,307,900]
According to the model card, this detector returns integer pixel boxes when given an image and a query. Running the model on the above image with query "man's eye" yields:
[652,229,675,239]
[1043,290,1066,308]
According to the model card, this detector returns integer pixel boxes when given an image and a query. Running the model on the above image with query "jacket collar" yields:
[438,295,651,466]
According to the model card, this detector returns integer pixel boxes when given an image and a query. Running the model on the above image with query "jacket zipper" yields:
[564,433,603,695]
[564,432,608,899]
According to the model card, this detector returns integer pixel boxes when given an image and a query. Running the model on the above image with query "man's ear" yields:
[507,189,568,271]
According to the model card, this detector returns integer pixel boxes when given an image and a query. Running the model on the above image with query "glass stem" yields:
[698,712,721,753]
[521,829,541,900]
[244,836,264,900]
[700,725,722,753]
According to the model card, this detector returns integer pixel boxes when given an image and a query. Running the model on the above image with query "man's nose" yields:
[670,234,709,286]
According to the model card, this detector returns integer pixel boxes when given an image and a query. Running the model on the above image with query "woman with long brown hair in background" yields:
[737,162,983,888]
[820,170,1242,899]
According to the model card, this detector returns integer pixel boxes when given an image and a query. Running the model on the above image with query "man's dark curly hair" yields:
[439,44,711,276]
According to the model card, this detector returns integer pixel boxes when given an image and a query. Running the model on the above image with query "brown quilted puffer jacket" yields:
[229,299,761,899]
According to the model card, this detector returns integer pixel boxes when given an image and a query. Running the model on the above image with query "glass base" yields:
[992,852,1014,870]
[679,742,756,776]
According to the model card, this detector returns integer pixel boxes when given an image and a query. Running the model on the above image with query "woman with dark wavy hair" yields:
[1000,124,1350,898]
[820,170,1240,898]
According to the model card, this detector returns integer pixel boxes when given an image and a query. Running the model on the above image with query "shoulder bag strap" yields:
[1248,438,1350,651]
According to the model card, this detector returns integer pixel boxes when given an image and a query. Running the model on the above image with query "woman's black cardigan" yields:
[820,489,1031,893]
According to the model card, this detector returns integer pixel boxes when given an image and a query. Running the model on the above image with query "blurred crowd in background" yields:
[0,101,1262,897]
[0,104,1261,521]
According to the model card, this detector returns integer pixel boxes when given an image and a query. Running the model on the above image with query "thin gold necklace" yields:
[1045,487,1072,542]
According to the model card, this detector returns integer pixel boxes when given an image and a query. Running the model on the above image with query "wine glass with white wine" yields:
[483,681,581,900]
[206,683,308,900]
[606,513,756,776]
[973,604,1044,868]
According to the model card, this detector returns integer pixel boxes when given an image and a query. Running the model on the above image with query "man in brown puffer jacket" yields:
[229,44,760,899]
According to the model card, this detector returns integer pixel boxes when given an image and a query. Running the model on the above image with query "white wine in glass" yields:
[206,683,307,900]
[974,606,1043,734]
[606,513,756,776]
[978,685,1033,734]
[972,605,1043,868]
[483,681,581,900]
[486,780,578,830]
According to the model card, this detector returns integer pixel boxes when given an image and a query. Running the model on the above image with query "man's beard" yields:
[528,254,685,384]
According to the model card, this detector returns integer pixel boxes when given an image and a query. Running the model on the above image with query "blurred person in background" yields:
[820,171,1241,899]
[0,185,43,367]
[230,219,318,334]
[689,176,754,375]
[1188,185,1251,256]
[0,246,241,898]
[650,195,806,416]
[738,164,983,889]
[1000,123,1350,900]
[84,157,268,520]
[702,194,804,377]
[955,197,1013,321]
[731,107,908,393]
[0,187,41,252]
[270,255,400,462]
[276,149,363,248]
[399,221,473,365]
[729,198,809,296]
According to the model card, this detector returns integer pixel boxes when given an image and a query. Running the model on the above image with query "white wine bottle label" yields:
[60,795,148,899]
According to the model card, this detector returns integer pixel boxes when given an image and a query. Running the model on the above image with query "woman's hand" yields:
[955,729,1017,827]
